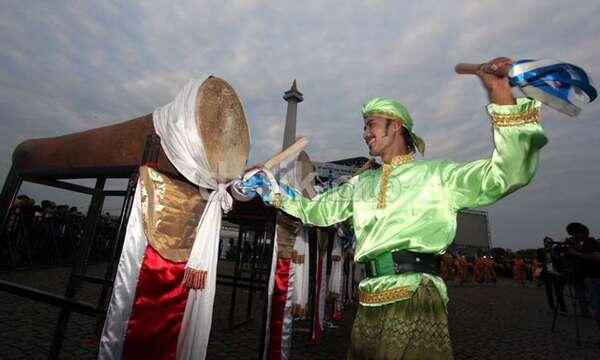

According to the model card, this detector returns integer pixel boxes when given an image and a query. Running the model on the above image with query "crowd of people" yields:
[3,194,599,333]
[438,223,600,333]
[1,194,119,268]
[438,245,595,290]
[439,252,498,285]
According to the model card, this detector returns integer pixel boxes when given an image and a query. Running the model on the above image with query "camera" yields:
[542,237,578,277]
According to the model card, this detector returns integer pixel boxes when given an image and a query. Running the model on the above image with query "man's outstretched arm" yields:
[441,57,548,210]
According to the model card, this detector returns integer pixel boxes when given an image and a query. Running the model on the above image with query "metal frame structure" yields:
[0,134,280,359]
[224,198,277,358]
[225,222,269,329]
[0,134,161,359]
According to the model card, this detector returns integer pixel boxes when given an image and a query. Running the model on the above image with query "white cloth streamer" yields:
[175,184,231,360]
[291,227,310,315]
[152,77,216,190]
[98,183,147,359]
[328,233,343,298]
[152,76,233,360]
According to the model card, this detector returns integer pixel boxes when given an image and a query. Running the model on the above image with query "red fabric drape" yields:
[266,257,291,360]
[122,245,189,359]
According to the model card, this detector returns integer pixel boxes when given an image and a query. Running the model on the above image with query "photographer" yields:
[539,237,567,313]
[564,222,600,330]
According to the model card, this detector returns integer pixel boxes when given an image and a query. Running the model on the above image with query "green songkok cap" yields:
[361,97,425,155]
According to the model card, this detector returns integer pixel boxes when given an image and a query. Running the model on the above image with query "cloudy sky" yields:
[1,1,599,250]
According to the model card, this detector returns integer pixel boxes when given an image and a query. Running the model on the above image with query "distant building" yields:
[313,156,370,187]
[447,209,491,256]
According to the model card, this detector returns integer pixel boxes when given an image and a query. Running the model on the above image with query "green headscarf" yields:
[361,97,425,155]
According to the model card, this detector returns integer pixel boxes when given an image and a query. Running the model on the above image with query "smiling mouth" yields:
[367,138,375,147]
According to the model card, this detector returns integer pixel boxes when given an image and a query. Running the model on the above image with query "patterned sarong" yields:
[348,279,453,360]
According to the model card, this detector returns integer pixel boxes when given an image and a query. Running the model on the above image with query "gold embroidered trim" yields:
[291,250,305,264]
[359,286,413,304]
[272,193,282,208]
[291,304,306,317]
[491,107,540,127]
[376,154,414,209]
[376,163,392,208]
[389,154,415,167]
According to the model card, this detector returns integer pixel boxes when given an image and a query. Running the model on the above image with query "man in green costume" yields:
[250,57,547,359]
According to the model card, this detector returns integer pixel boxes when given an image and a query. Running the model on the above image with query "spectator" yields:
[566,223,600,329]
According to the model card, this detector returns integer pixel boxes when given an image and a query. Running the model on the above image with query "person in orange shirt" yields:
[483,256,497,284]
[454,255,468,286]
[440,252,455,281]
[513,256,526,286]
[473,256,485,284]
[531,259,542,286]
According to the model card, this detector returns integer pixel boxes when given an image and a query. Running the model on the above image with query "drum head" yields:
[196,76,249,182]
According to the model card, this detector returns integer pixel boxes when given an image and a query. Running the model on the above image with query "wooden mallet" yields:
[454,62,511,77]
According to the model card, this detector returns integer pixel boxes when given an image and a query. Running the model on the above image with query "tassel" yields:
[292,304,306,317]
[182,268,208,289]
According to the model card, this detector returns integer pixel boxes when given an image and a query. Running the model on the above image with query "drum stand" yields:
[0,134,161,359]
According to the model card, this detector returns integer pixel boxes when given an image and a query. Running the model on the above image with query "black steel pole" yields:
[229,224,245,329]
[246,229,259,321]
[0,166,23,268]
[257,219,276,360]
[49,177,106,360]
[94,173,137,333]
[0,166,22,231]
[96,134,161,329]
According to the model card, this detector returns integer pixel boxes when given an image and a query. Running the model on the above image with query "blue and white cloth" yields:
[509,59,597,117]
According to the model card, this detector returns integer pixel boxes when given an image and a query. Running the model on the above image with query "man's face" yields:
[363,116,394,156]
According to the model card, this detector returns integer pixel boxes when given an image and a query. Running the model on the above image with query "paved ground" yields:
[1,265,599,359]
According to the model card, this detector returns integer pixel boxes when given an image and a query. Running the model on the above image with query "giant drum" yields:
[12,76,249,181]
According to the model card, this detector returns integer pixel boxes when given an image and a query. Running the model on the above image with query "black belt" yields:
[361,250,440,278]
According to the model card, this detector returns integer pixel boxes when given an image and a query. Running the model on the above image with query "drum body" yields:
[12,76,249,180]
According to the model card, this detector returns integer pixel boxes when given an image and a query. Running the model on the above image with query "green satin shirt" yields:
[280,98,547,306]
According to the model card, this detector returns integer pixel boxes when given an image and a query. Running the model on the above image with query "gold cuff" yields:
[359,285,413,304]
[491,107,540,127]
[271,193,282,208]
